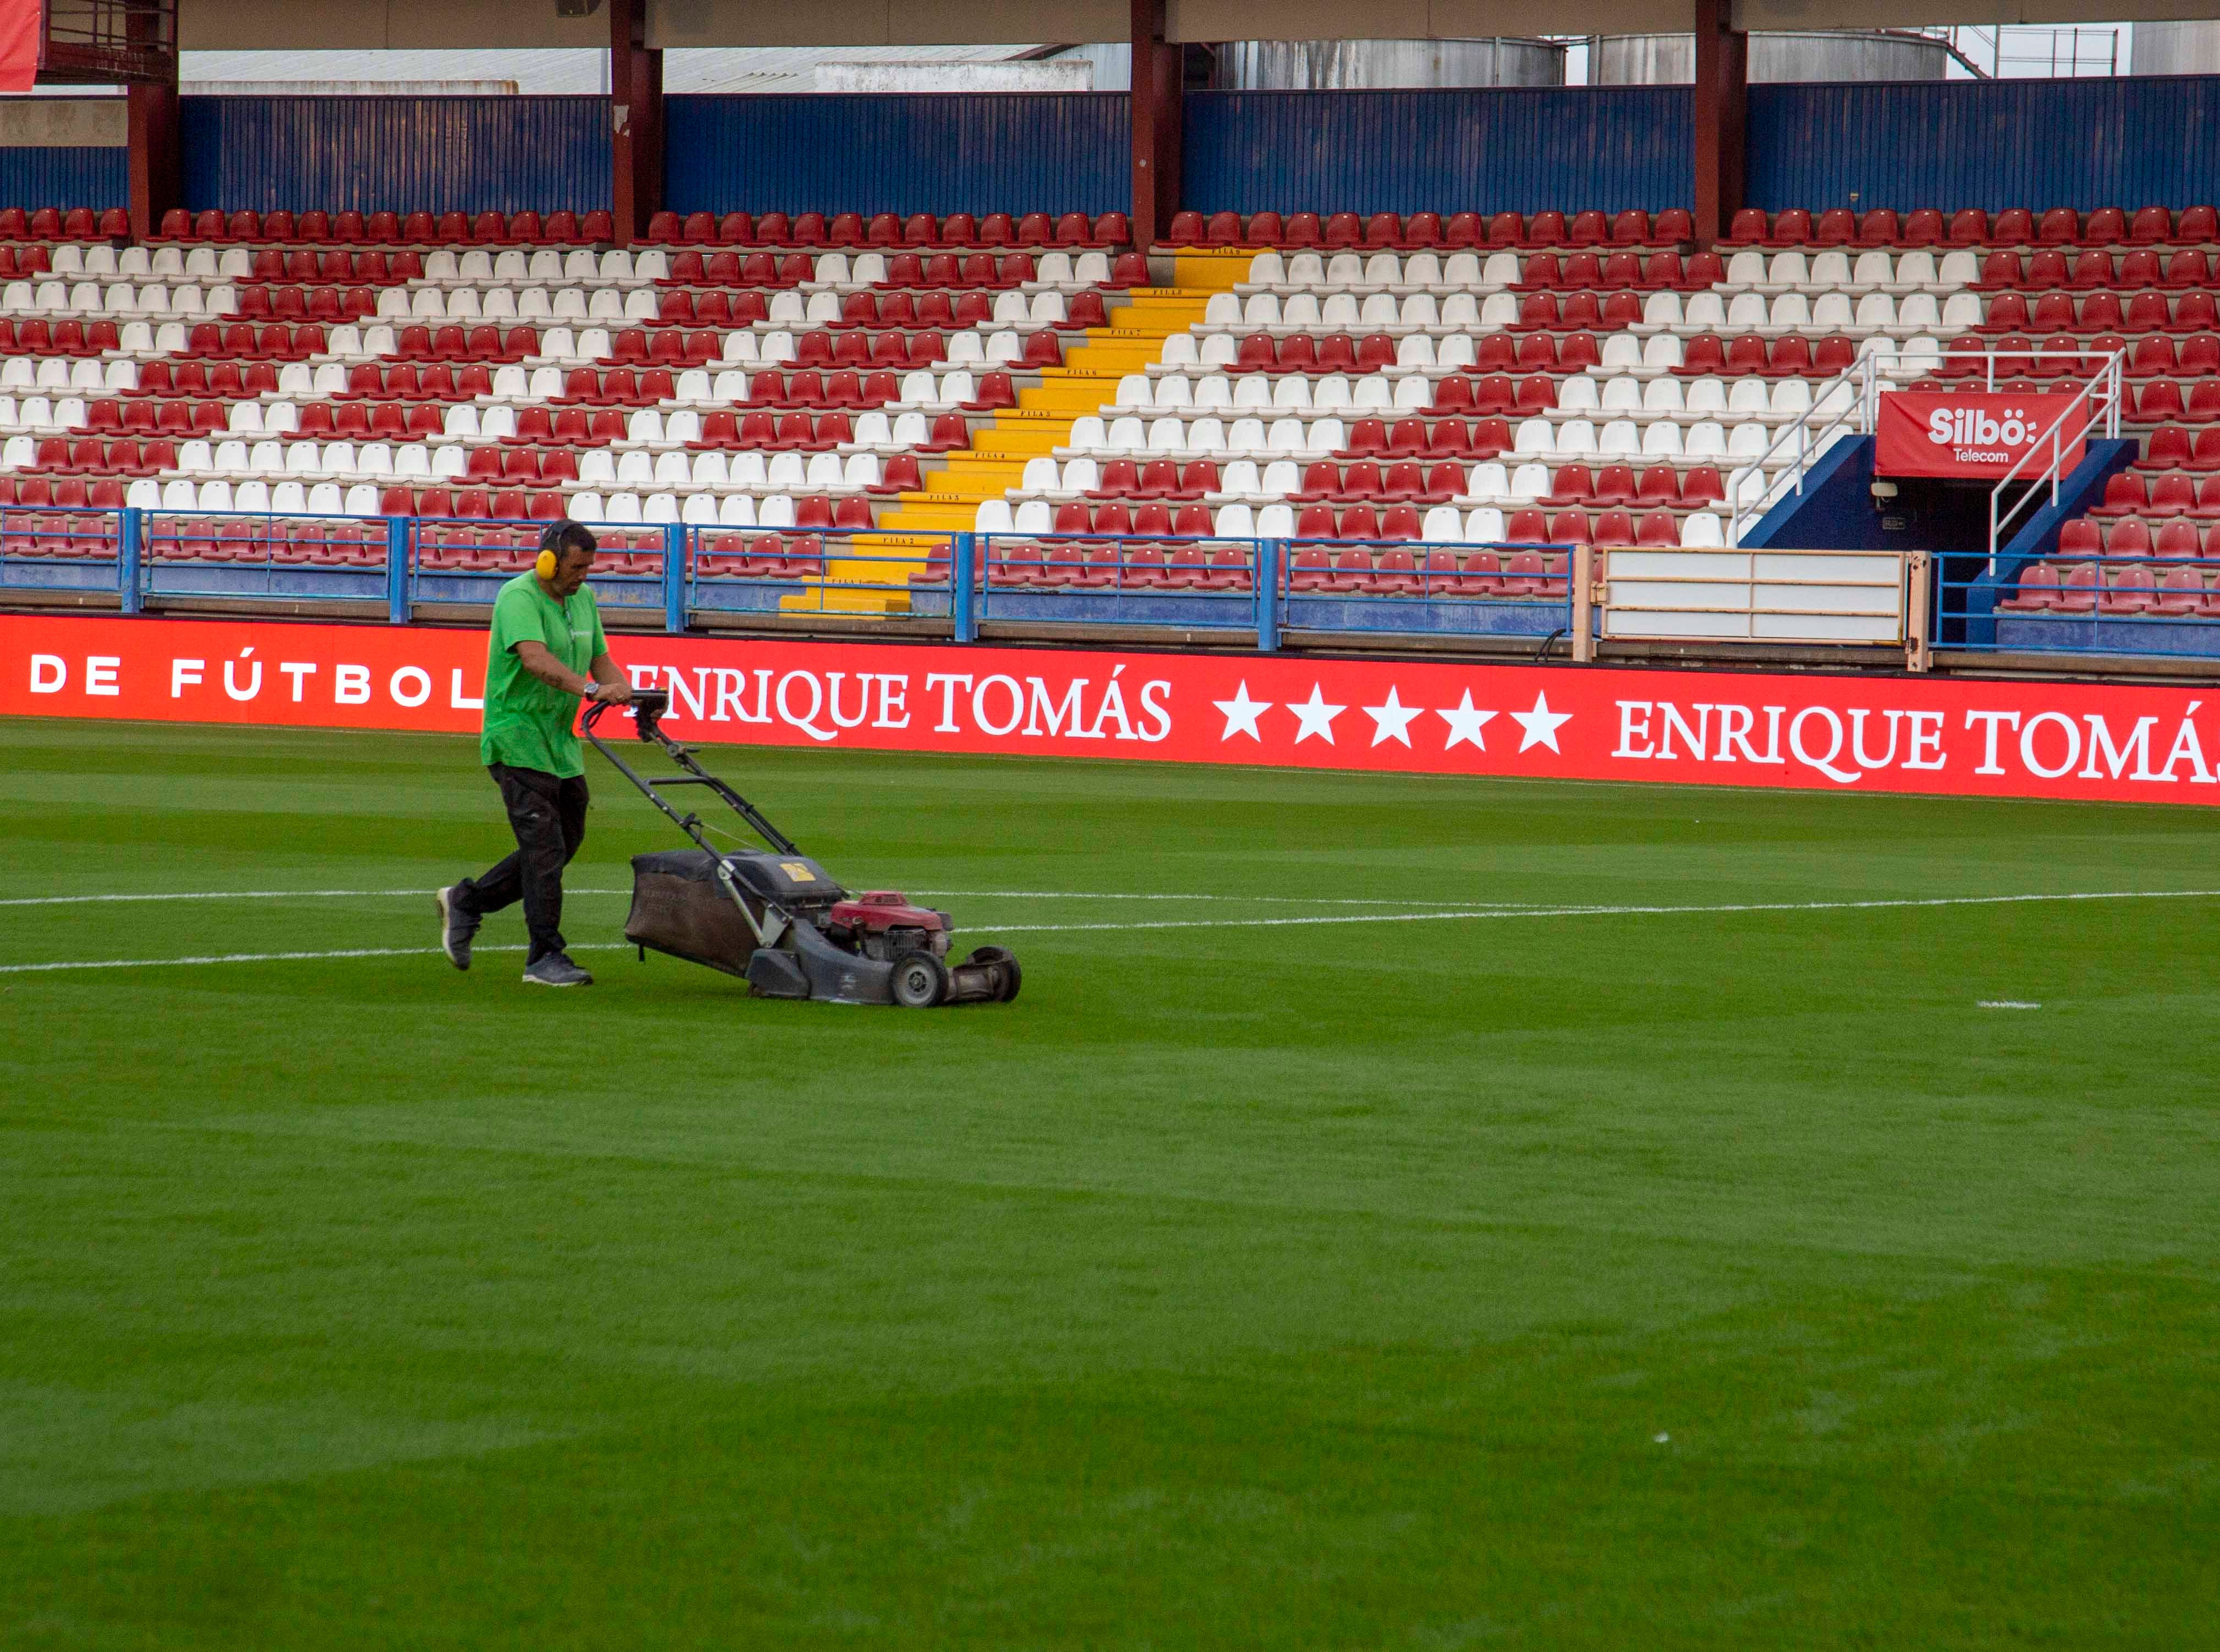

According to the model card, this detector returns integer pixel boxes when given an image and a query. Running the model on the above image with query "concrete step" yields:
[923,456,1027,495]
[1015,375,1124,416]
[778,585,913,614]
[878,501,981,534]
[827,554,926,583]
[972,424,1078,457]
[1107,294,1213,326]
[1161,252,1256,292]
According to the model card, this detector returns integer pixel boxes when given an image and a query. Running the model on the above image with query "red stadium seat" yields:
[1997,562,2065,611]
[1764,208,1813,248]
[2039,207,2082,245]
[1721,208,1769,246]
[1815,207,1856,246]
[2127,206,2175,245]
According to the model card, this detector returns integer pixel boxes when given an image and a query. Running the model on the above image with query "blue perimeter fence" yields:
[0,507,1580,650]
[22,506,2220,662]
[1946,549,2220,661]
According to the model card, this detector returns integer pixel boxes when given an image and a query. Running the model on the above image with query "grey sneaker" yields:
[522,952,594,987]
[435,886,478,971]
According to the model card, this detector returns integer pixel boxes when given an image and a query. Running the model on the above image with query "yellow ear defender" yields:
[536,546,557,581]
[536,521,566,582]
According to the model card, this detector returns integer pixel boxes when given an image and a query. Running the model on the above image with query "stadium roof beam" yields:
[1693,0,1746,252]
[111,2,184,243]
[1130,0,1181,253]
[610,0,666,246]
[172,0,2220,52]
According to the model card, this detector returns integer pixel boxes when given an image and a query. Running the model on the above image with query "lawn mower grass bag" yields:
[624,849,801,979]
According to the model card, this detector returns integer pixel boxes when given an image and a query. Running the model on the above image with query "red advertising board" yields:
[6,612,2220,806]
[1875,391,2089,479]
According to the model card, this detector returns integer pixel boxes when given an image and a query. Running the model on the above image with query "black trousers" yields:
[458,764,589,963]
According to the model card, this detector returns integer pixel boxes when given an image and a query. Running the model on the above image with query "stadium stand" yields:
[1,199,2213,616]
[0,209,1138,601]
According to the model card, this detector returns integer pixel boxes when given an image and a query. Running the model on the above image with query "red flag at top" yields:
[0,0,41,94]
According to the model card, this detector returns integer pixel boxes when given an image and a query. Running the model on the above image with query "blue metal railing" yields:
[1276,536,1576,641]
[1949,550,2220,661]
[0,504,125,603]
[959,531,1578,645]
[4,506,1580,651]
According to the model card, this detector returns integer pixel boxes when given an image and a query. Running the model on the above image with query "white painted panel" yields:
[1603,611,1756,640]
[1751,613,1902,643]
[1608,550,1752,582]
[1610,580,1755,611]
[1755,583,1901,617]
[1753,552,1899,586]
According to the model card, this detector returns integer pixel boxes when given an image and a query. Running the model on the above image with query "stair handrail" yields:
[1987,347,2124,559]
[1727,353,1880,548]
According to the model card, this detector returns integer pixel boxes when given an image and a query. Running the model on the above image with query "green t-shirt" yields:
[480,573,608,777]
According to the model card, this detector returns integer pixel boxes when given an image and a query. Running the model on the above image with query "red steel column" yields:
[609,0,664,245]
[127,78,180,242]
[1691,0,1748,250]
[1130,0,1182,250]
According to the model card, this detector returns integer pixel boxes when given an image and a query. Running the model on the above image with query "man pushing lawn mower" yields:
[431,518,1018,1007]
[437,520,631,987]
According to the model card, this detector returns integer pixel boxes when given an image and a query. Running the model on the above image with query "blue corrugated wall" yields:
[180,96,609,213]
[1750,75,2220,213]
[0,147,127,210]
[16,75,2220,224]
[1181,87,1693,216]
[664,94,1128,217]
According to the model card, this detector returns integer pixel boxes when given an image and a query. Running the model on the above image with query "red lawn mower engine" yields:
[829,892,954,963]
[826,891,1017,1008]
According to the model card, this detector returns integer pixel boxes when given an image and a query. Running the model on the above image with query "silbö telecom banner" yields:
[1873,391,2089,479]
[5,612,2219,806]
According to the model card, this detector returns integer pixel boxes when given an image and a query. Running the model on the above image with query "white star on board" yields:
[1212,680,1270,742]
[1362,686,1425,748]
[1510,691,1573,754]
[1437,690,1498,752]
[1287,684,1346,745]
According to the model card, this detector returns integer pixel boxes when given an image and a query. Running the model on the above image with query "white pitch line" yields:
[912,890,1547,909]
[966,887,2220,935]
[0,889,635,908]
[0,942,633,975]
[0,887,1540,911]
[3,888,2213,975]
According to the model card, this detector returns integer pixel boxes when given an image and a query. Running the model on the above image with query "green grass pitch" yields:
[3,715,2217,1648]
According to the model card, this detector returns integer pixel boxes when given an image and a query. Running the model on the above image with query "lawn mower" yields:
[583,689,1020,1008]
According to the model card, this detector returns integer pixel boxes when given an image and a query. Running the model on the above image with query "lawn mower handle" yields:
[582,690,803,858]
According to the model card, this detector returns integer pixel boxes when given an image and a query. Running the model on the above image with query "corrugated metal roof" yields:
[178,45,1054,96]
